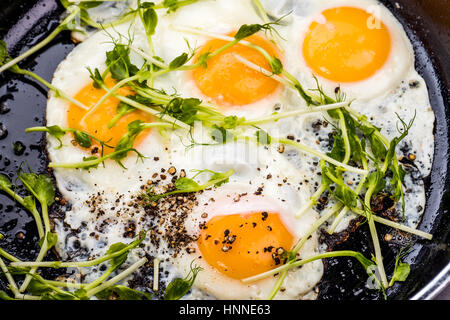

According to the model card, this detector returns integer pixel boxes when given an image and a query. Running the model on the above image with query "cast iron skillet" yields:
[0,0,449,300]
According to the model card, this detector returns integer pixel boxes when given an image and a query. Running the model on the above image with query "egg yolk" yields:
[197,212,295,280]
[192,33,281,107]
[303,6,392,83]
[67,77,153,154]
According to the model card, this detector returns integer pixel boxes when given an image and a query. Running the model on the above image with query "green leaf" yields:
[105,44,139,81]
[74,288,89,300]
[343,112,365,163]
[358,123,387,160]
[234,19,281,42]
[111,120,146,162]
[46,232,58,250]
[222,116,239,130]
[114,135,137,156]
[365,170,386,196]
[0,290,15,300]
[181,98,202,108]
[234,24,264,41]
[19,172,55,206]
[175,177,200,191]
[334,183,358,209]
[0,40,20,74]
[169,52,188,69]
[146,169,233,201]
[88,67,104,89]
[208,171,230,187]
[27,279,53,295]
[163,97,201,125]
[323,164,358,208]
[76,8,91,29]
[320,160,331,186]
[390,261,410,285]
[385,139,400,171]
[150,55,165,71]
[0,173,12,190]
[326,108,340,120]
[46,125,66,139]
[0,40,8,66]
[179,98,202,124]
[107,242,129,271]
[385,113,415,211]
[23,196,36,211]
[129,120,147,136]
[164,262,202,300]
[139,1,156,9]
[38,231,58,249]
[142,7,158,36]
[73,130,92,148]
[327,133,346,162]
[389,248,411,287]
[269,56,283,75]
[132,94,155,106]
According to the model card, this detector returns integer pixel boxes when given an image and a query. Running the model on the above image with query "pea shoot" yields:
[145,168,235,202]
[164,260,202,300]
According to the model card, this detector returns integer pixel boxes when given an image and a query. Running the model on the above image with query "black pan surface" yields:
[0,0,449,300]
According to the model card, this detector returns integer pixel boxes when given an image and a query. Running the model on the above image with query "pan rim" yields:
[0,0,449,300]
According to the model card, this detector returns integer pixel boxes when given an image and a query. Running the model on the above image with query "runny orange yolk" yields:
[67,77,154,154]
[191,33,281,107]
[197,212,295,280]
[303,6,392,83]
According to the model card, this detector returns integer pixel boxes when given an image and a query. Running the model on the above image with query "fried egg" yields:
[169,142,323,300]
[261,0,414,101]
[46,23,171,204]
